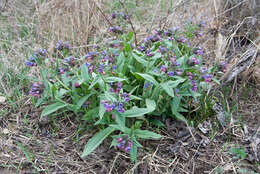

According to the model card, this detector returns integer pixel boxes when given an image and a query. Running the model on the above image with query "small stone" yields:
[39,116,51,126]
[3,128,10,134]
[0,96,6,103]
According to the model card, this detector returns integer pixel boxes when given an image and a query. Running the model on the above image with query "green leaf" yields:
[123,108,152,118]
[167,79,186,88]
[56,89,68,98]
[105,77,126,83]
[145,99,156,109]
[81,64,90,83]
[117,52,125,73]
[135,73,158,85]
[89,75,101,89]
[114,112,126,132]
[132,52,148,66]
[171,96,181,114]
[76,94,92,110]
[41,102,67,117]
[134,130,161,139]
[124,43,132,52]
[123,99,156,118]
[170,97,187,122]
[174,112,187,123]
[82,107,99,120]
[161,82,174,97]
[126,31,134,41]
[81,127,115,157]
[130,141,138,162]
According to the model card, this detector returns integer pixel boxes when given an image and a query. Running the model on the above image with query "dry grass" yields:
[0,0,260,173]
[35,0,108,54]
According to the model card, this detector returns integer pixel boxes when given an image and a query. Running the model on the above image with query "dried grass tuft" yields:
[35,0,108,53]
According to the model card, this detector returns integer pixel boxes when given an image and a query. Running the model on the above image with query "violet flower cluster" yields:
[116,137,133,153]
[29,82,43,97]
[55,40,72,51]
[25,56,37,67]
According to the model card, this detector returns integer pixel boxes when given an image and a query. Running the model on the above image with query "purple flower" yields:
[145,82,152,89]
[200,67,208,74]
[85,62,91,67]
[176,68,183,75]
[112,114,116,119]
[74,82,80,88]
[203,74,213,82]
[146,51,153,57]
[192,57,200,65]
[117,82,122,88]
[138,46,145,52]
[159,46,167,54]
[117,102,125,113]
[195,47,203,55]
[112,65,117,70]
[167,71,174,76]
[125,97,130,102]
[25,60,34,67]
[191,80,198,92]
[29,82,43,97]
[111,12,116,19]
[160,65,167,72]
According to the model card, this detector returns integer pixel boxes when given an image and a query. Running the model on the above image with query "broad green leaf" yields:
[81,127,115,157]
[123,99,156,118]
[126,31,134,41]
[171,97,187,123]
[61,74,71,86]
[35,97,47,108]
[130,141,137,162]
[114,112,126,132]
[135,73,158,86]
[117,52,125,72]
[89,75,101,89]
[56,89,68,98]
[82,107,99,120]
[105,77,126,83]
[99,102,106,120]
[151,85,161,100]
[167,79,186,88]
[161,82,174,97]
[171,96,181,114]
[124,43,132,52]
[41,102,67,117]
[129,95,143,101]
[123,108,153,118]
[174,112,187,123]
[76,94,92,109]
[81,64,90,83]
[132,52,148,66]
[134,130,162,139]
[145,99,156,109]
[104,91,117,102]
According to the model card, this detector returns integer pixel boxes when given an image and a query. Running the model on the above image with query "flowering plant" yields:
[27,12,216,162]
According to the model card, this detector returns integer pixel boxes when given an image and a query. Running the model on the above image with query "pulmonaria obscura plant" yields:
[27,11,217,162]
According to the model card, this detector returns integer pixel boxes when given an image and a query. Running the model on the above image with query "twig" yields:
[119,1,138,47]
[92,1,113,27]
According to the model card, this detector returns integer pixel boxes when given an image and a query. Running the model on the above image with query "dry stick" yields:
[148,2,160,36]
[119,1,138,47]
[92,1,113,27]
